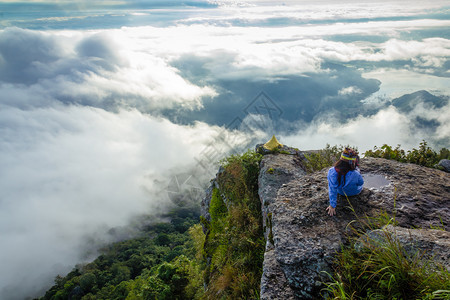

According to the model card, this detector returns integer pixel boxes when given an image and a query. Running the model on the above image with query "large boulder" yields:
[438,159,450,173]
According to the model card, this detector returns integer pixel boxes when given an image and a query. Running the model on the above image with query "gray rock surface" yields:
[259,154,450,299]
[201,180,214,225]
[361,158,450,230]
[269,171,370,299]
[438,159,450,173]
[257,147,306,300]
[258,148,306,241]
[256,143,304,156]
[260,244,296,300]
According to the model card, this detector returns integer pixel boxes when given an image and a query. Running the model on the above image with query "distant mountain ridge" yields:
[391,90,448,113]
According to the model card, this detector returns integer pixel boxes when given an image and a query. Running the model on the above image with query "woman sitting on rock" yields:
[327,148,364,216]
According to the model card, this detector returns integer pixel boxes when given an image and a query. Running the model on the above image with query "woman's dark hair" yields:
[334,159,355,186]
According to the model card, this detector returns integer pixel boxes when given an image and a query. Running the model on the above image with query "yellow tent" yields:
[263,135,283,150]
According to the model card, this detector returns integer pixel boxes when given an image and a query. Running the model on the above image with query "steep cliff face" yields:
[257,146,307,299]
[202,145,450,299]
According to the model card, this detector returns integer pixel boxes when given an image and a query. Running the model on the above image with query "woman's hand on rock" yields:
[326,206,336,216]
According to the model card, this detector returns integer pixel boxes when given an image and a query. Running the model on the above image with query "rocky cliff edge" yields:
[202,145,450,299]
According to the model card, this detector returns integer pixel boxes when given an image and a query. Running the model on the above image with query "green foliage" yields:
[185,225,206,299]
[219,149,262,201]
[429,216,446,231]
[79,273,96,292]
[202,149,265,299]
[39,207,202,300]
[364,144,407,162]
[324,207,450,300]
[364,141,450,168]
[303,144,347,172]
[326,233,450,299]
[210,188,227,222]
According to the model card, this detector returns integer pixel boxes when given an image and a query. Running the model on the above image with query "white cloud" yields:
[375,38,450,64]
[0,104,253,299]
[338,86,362,96]
[123,23,450,79]
[195,0,450,23]
[0,28,216,111]
[281,103,450,153]
[2,21,449,110]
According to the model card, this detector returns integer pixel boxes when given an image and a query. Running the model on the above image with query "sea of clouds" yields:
[0,0,449,298]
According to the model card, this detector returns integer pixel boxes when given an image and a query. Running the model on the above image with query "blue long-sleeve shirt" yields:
[327,167,364,208]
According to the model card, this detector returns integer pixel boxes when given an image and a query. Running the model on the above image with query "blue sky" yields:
[0,1,449,298]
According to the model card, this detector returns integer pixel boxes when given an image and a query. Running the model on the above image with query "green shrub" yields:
[303,144,348,172]
[364,141,450,168]
[201,149,265,299]
[209,188,227,222]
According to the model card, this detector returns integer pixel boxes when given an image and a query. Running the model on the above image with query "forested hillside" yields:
[38,207,204,300]
[38,149,266,300]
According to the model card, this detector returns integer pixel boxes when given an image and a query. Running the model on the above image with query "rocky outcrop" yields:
[257,146,306,241]
[258,152,450,299]
[257,146,306,300]
[200,145,450,299]
[256,143,303,156]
